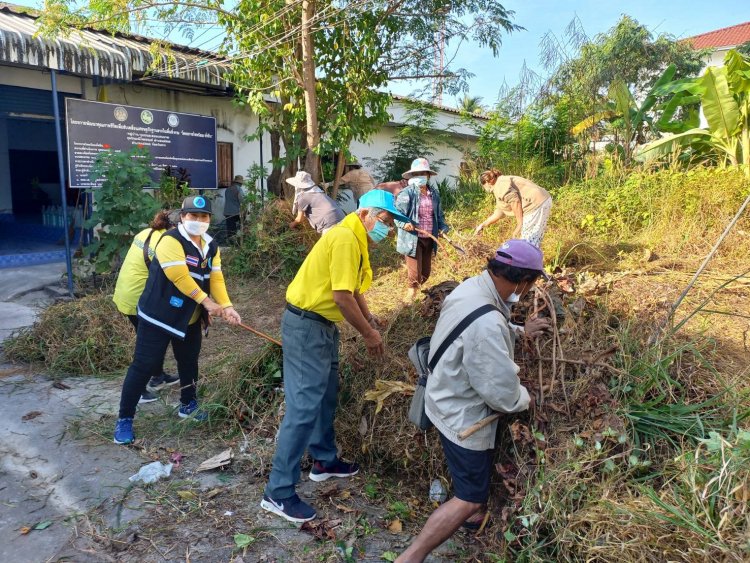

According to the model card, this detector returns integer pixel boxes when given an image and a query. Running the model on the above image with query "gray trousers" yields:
[265,309,340,499]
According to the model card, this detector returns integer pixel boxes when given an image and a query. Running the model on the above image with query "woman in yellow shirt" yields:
[113,210,180,403]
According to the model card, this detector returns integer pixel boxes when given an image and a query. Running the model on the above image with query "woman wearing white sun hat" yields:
[394,158,449,301]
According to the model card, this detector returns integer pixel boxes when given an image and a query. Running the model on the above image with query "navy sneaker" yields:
[178,399,208,421]
[309,459,359,482]
[113,418,135,445]
[138,389,159,404]
[260,493,316,523]
[147,372,180,392]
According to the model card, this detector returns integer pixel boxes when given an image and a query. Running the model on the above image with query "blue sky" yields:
[11,0,749,109]
[431,0,749,108]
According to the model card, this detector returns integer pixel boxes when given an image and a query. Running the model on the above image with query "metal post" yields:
[259,126,265,204]
[50,70,75,296]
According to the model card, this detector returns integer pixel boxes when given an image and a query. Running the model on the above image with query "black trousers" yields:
[118,319,202,419]
[225,215,240,237]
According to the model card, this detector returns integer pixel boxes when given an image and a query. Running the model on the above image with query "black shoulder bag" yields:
[407,303,502,430]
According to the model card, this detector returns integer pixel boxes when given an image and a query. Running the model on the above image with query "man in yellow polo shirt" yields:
[261,190,411,523]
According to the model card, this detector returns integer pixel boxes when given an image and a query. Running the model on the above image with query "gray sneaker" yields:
[147,372,180,392]
[138,389,159,404]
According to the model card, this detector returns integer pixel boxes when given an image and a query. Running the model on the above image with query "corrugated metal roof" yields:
[0,3,231,89]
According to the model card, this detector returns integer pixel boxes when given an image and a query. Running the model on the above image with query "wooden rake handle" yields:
[239,323,282,347]
[458,413,501,440]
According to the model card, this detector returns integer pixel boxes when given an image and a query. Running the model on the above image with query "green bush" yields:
[86,147,160,273]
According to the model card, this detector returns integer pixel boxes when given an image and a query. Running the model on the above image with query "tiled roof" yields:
[687,21,750,49]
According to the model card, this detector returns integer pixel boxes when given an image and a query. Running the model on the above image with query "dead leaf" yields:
[387,519,403,533]
[509,421,533,446]
[363,380,415,414]
[205,488,222,499]
[319,485,341,499]
[177,490,197,501]
[52,381,71,390]
[358,416,368,436]
[334,503,356,514]
[21,411,42,421]
[301,518,341,541]
[197,449,233,472]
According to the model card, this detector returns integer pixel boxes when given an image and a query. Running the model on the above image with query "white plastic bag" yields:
[129,461,173,484]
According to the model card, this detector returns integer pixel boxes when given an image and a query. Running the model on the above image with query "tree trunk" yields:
[331,148,346,199]
[301,0,320,181]
[267,129,283,197]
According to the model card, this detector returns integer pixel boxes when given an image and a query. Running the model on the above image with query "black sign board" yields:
[65,99,218,189]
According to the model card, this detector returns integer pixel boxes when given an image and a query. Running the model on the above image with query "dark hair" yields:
[150,210,173,230]
[480,169,502,186]
[487,257,542,284]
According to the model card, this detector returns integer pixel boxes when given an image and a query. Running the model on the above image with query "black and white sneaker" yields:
[309,459,359,482]
[260,494,316,523]
[138,389,159,404]
[147,372,180,392]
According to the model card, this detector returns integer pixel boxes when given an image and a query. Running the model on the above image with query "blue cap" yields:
[358,189,411,224]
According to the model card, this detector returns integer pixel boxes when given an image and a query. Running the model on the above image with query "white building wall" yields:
[1,66,481,218]
[349,99,481,185]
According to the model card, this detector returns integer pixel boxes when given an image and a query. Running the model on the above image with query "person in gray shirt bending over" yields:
[287,171,345,235]
[396,239,550,563]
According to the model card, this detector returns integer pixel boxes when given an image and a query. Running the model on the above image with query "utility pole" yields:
[300,0,321,180]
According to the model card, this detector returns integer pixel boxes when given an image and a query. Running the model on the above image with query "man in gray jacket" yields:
[396,239,549,563]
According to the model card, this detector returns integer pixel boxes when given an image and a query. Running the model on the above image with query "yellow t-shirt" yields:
[286,213,373,322]
[113,228,165,316]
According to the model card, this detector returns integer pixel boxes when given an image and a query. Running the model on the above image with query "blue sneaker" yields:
[114,418,135,445]
[178,399,208,421]
[309,458,359,482]
[260,493,316,523]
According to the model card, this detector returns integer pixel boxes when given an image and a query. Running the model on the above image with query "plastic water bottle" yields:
[429,479,447,503]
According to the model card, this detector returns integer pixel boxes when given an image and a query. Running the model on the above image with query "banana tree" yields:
[636,50,750,176]
[570,64,697,165]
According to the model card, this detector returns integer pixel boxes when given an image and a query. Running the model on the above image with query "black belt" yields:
[286,303,333,327]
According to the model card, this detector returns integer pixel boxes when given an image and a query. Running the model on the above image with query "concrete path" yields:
[0,263,146,562]
[0,262,68,343]
[0,373,144,562]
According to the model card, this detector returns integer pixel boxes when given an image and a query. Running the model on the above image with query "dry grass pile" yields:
[200,343,285,435]
[225,199,319,279]
[3,293,134,375]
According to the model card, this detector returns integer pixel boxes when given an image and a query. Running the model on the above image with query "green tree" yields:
[41,0,520,191]
[459,95,485,115]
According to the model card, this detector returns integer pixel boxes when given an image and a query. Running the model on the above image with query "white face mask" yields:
[505,283,522,304]
[183,220,209,236]
[506,291,521,304]
[409,176,428,188]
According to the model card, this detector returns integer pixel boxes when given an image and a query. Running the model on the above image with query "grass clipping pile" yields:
[3,294,134,375]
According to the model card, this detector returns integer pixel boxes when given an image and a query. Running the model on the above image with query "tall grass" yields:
[548,166,750,266]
